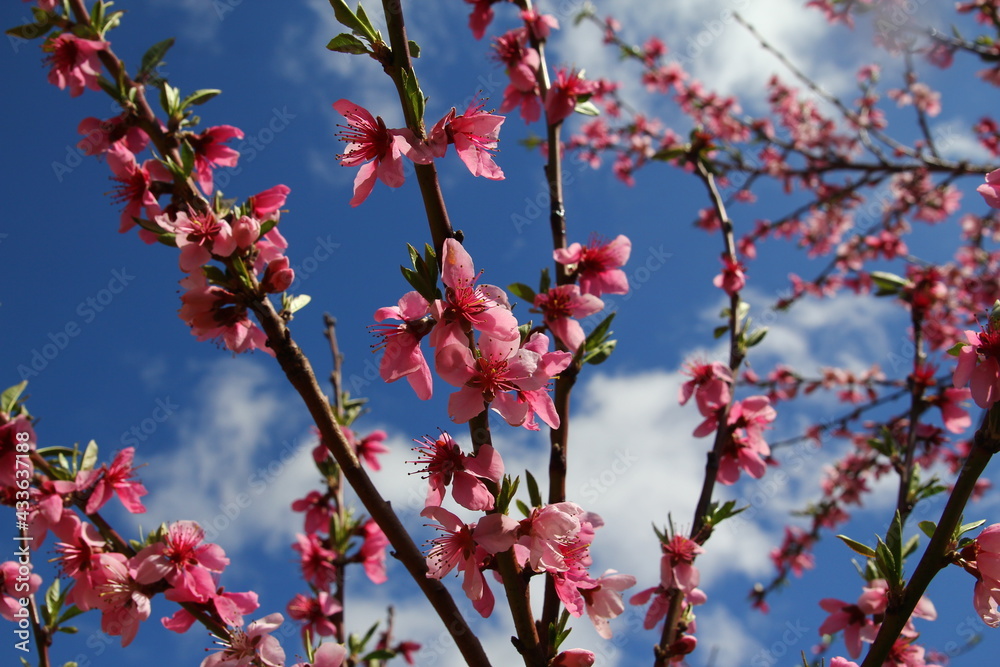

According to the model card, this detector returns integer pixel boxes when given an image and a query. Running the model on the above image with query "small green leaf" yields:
[525,470,542,508]
[0,381,28,414]
[361,650,395,661]
[918,520,937,539]
[284,294,312,314]
[902,534,920,559]
[584,312,616,349]
[328,0,376,41]
[870,270,909,297]
[712,325,728,339]
[515,499,531,517]
[539,267,551,293]
[45,578,62,626]
[836,534,877,558]
[583,339,617,365]
[959,519,987,537]
[180,89,222,108]
[6,19,56,40]
[507,283,537,303]
[574,99,601,116]
[259,218,279,236]
[138,38,174,80]
[80,440,99,472]
[326,33,369,54]
[408,39,421,58]
[946,341,968,356]
[744,326,768,348]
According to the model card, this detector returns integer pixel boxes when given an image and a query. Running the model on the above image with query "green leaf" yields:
[408,39,421,58]
[80,440,99,472]
[583,339,617,365]
[326,33,369,54]
[574,99,601,116]
[284,294,312,314]
[918,520,937,539]
[328,0,376,41]
[56,626,78,634]
[507,282,537,303]
[361,650,395,661]
[180,89,222,108]
[902,534,920,559]
[712,325,728,339]
[837,534,877,558]
[45,578,62,626]
[0,381,28,414]
[515,499,531,518]
[744,326,768,348]
[525,470,542,508]
[138,38,174,80]
[259,218,279,237]
[56,605,84,625]
[6,18,56,40]
[401,69,425,122]
[584,312,616,349]
[355,4,380,40]
[870,270,908,297]
[946,341,968,356]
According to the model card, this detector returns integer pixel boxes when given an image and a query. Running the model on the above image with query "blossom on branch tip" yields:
[201,613,286,667]
[551,649,596,667]
[952,309,1000,408]
[333,99,429,207]
[372,291,434,400]
[554,235,631,297]
[979,169,1000,208]
[286,591,341,641]
[713,254,747,296]
[546,68,598,125]
[533,285,604,352]
[134,521,229,603]
[107,144,169,237]
[427,99,506,180]
[44,32,108,97]
[187,125,244,195]
[75,446,148,514]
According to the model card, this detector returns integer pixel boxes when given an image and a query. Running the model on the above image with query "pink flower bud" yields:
[550,649,595,667]
[262,256,294,293]
[232,215,261,250]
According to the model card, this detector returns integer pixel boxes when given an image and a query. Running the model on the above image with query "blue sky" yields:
[2,1,999,666]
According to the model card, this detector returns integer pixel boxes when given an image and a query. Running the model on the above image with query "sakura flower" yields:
[953,306,1000,408]
[249,184,291,218]
[533,285,604,352]
[661,535,703,596]
[436,334,541,426]
[520,9,559,40]
[354,429,390,471]
[333,99,429,207]
[546,68,598,125]
[713,254,747,296]
[134,520,229,602]
[43,32,108,97]
[291,490,332,535]
[1,561,41,621]
[517,332,573,430]
[75,447,148,514]
[409,432,504,511]
[934,387,972,433]
[291,532,338,589]
[160,209,238,273]
[465,0,500,39]
[679,360,732,408]
[427,99,506,179]
[55,518,108,611]
[291,642,348,667]
[551,649,596,667]
[518,502,587,573]
[430,238,519,347]
[977,168,1000,208]
[91,553,151,647]
[287,591,341,641]
[554,235,631,297]
[372,291,434,400]
[818,597,875,658]
[202,613,286,667]
[581,570,636,639]
[830,659,860,667]
[178,272,272,355]
[106,144,168,235]
[163,587,260,632]
[358,518,390,584]
[77,114,149,156]
[187,125,244,195]
[421,506,517,617]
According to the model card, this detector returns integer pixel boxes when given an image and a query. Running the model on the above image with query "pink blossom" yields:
[1,561,41,621]
[249,184,290,218]
[818,597,874,658]
[427,99,505,179]
[0,415,35,488]
[55,518,107,611]
[160,209,238,272]
[354,429,390,471]
[581,570,636,639]
[163,588,260,632]
[291,490,332,535]
[291,532,338,589]
[679,360,732,408]
[436,334,545,426]
[134,520,229,602]
[953,313,1000,408]
[421,506,517,617]
[546,68,598,125]
[551,649,596,667]
[409,432,504,511]
[830,659,861,667]
[979,169,1000,208]
[464,0,499,39]
[287,591,341,641]
[661,535,704,599]
[44,33,108,97]
[516,332,573,430]
[77,114,149,156]
[935,387,972,433]
[533,285,604,352]
[518,502,587,573]
[713,254,747,296]
[202,613,286,667]
[75,447,148,514]
[520,10,559,40]
[106,144,168,235]
[290,642,348,667]
[430,239,519,347]
[333,99,429,206]
[359,518,390,584]
[554,235,631,296]
[91,553,151,647]
[493,31,541,124]
[178,272,272,355]
[372,291,434,400]
[188,125,244,194]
